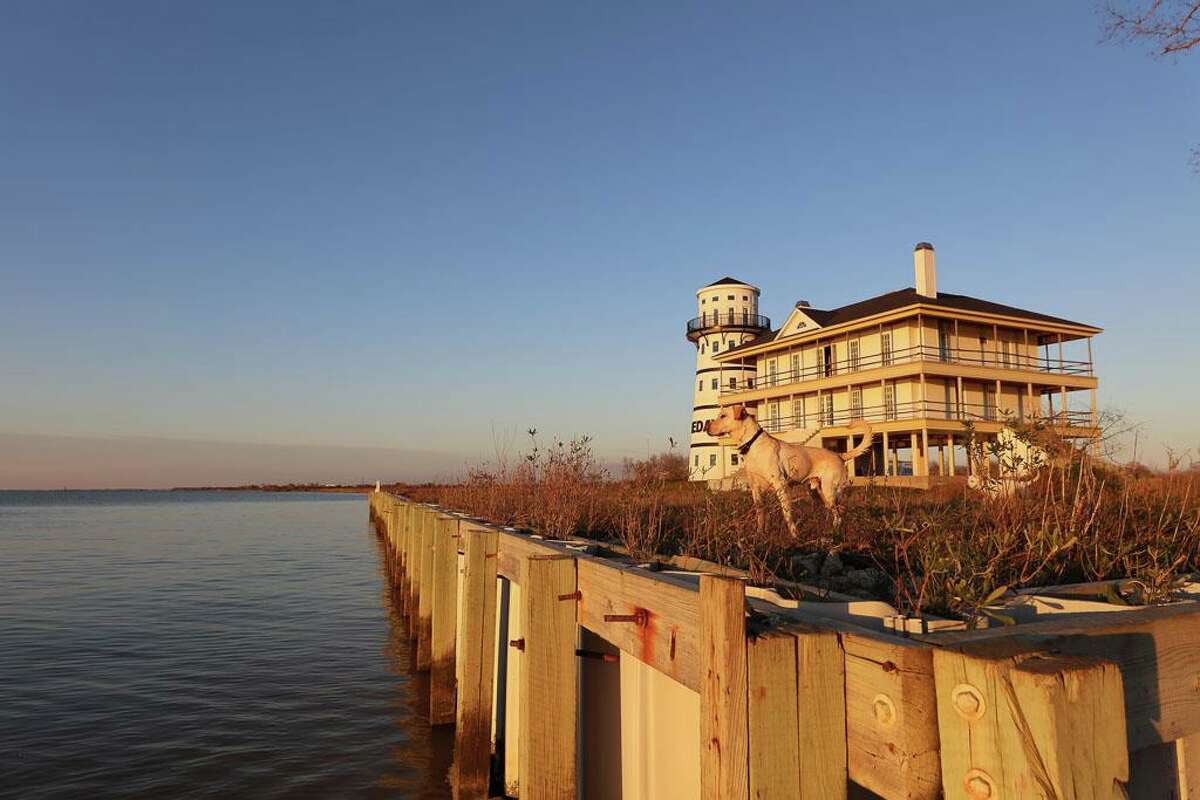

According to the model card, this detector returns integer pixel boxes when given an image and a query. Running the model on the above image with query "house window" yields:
[849,340,860,372]
[742,295,748,301]
[819,344,836,377]
[767,359,777,387]
[938,321,951,362]
[822,394,835,427]
[731,453,739,465]
[727,295,734,300]
[790,354,800,382]
[983,384,996,420]
[850,387,863,419]
[727,309,735,324]
[768,401,780,432]
[979,336,988,365]
[729,377,737,389]
[742,309,749,324]
[884,385,897,420]
[709,454,717,467]
[1001,339,1012,368]
[792,398,804,429]
[881,332,893,366]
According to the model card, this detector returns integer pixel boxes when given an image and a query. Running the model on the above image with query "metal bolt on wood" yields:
[604,610,648,626]
[951,683,986,720]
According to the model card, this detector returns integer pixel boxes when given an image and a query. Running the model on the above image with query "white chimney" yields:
[914,242,936,298]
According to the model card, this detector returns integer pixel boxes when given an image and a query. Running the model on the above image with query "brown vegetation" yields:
[394,428,1199,622]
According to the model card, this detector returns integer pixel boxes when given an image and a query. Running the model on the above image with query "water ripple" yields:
[0,491,450,799]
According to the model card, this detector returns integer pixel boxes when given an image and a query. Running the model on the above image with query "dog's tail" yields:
[842,419,874,462]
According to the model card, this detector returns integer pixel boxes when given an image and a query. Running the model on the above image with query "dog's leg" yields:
[818,479,842,528]
[749,481,767,537]
[775,484,800,538]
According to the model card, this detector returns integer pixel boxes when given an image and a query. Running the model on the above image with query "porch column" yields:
[882,430,890,477]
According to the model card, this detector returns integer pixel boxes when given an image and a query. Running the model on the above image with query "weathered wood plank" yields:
[577,558,701,691]
[404,506,422,626]
[517,555,578,800]
[416,509,435,669]
[920,602,1200,749]
[933,642,1129,800]
[796,627,847,800]
[453,524,499,800]
[497,530,568,581]
[700,575,748,800]
[842,632,942,800]
[430,515,460,725]
[747,632,801,799]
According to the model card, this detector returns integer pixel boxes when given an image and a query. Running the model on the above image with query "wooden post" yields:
[921,427,929,478]
[844,634,942,800]
[453,524,500,800]
[517,555,578,799]
[417,509,435,668]
[430,515,460,725]
[700,575,749,800]
[405,506,420,623]
[933,644,1129,800]
[745,626,852,797]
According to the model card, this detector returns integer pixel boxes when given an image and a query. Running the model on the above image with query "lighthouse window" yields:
[709,454,717,467]
[731,454,739,465]
[711,378,718,390]
[695,455,700,466]
[729,377,737,389]
[698,379,703,392]
[712,341,719,353]
[727,295,734,300]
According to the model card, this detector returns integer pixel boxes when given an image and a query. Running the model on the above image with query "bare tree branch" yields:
[1104,0,1200,54]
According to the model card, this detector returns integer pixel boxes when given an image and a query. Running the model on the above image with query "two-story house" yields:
[699,243,1101,486]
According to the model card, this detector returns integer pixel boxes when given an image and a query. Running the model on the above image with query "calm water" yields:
[0,491,452,799]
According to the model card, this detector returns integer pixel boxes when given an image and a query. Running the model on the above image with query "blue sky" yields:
[2,2,1198,486]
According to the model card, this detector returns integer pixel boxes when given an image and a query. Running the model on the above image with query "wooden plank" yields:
[430,515,460,725]
[577,558,702,691]
[453,524,499,800]
[517,555,578,799]
[747,632,800,799]
[1129,734,1200,800]
[699,575,749,800]
[919,602,1200,749]
[1184,734,1200,800]
[842,632,942,800]
[796,627,847,800]
[497,530,569,581]
[933,642,1129,800]
[416,508,435,669]
[404,506,421,625]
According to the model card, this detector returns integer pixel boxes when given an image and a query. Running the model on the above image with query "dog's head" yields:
[704,404,755,438]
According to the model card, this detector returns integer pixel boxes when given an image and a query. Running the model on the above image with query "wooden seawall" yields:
[368,491,1200,799]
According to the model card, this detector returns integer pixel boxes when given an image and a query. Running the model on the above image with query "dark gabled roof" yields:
[719,287,1099,357]
[704,276,754,288]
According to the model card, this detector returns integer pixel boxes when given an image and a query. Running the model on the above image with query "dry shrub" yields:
[399,427,1199,621]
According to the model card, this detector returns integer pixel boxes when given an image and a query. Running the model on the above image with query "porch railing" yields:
[724,343,1093,396]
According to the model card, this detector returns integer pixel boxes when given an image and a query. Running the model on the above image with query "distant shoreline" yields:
[170,484,372,493]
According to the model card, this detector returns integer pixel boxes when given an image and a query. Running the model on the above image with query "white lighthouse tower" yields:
[686,277,770,482]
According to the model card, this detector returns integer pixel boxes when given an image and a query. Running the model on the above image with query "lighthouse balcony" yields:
[685,312,770,341]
